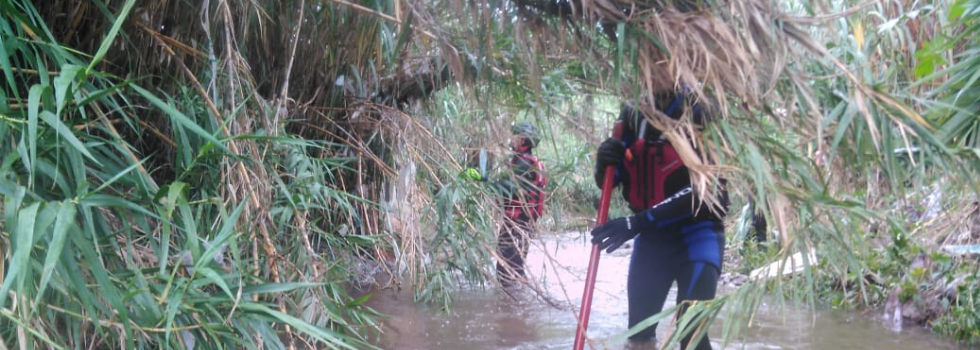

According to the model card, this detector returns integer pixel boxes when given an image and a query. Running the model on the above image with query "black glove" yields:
[590,214,653,253]
[594,138,626,188]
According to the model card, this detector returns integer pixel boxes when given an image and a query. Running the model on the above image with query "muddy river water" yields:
[366,232,969,349]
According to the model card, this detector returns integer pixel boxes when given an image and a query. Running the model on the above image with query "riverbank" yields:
[719,199,980,348]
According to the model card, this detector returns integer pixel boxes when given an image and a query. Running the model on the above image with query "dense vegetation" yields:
[1,0,978,348]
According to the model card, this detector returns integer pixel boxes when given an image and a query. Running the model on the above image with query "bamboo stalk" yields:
[272,1,308,346]
[272,0,305,137]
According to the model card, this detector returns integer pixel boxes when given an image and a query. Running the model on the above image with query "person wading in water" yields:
[591,92,728,349]
[465,122,547,287]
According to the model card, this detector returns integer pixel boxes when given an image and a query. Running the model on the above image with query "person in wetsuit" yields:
[495,122,547,286]
[591,92,727,350]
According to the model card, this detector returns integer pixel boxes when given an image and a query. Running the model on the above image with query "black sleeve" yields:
[635,185,728,228]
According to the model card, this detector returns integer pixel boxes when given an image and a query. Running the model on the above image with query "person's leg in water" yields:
[497,215,531,286]
[674,221,725,350]
[627,231,684,343]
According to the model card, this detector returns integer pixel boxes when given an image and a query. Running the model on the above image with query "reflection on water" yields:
[366,232,970,350]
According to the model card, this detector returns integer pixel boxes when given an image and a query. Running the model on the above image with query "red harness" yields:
[504,153,546,220]
[622,138,684,212]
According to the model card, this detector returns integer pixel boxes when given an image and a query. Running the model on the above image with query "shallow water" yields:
[366,232,970,350]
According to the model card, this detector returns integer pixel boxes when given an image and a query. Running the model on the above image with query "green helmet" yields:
[510,122,540,148]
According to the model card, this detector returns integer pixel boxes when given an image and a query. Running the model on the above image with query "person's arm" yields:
[512,156,540,193]
[590,185,728,253]
[485,157,533,200]
[635,187,696,229]
[632,185,727,229]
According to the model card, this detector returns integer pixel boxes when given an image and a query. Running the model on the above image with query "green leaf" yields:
[0,308,65,349]
[163,280,187,347]
[78,194,157,218]
[239,303,360,350]
[950,0,969,19]
[54,64,84,116]
[33,201,76,311]
[205,200,245,254]
[831,106,856,152]
[0,202,40,308]
[347,293,374,307]
[70,206,135,345]
[157,182,187,274]
[131,84,231,154]
[33,199,59,245]
[914,38,950,79]
[194,266,233,299]
[27,84,49,183]
[240,282,322,295]
[192,200,247,299]
[86,0,136,73]
[39,110,100,165]
[177,193,199,260]
[89,160,144,195]
[0,28,19,100]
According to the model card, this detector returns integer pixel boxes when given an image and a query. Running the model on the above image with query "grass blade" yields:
[78,194,157,218]
[27,84,48,185]
[39,111,100,165]
[33,201,76,311]
[54,64,83,116]
[239,303,363,350]
[194,266,234,299]
[86,0,136,73]
[240,282,323,295]
[131,84,231,154]
[0,202,40,308]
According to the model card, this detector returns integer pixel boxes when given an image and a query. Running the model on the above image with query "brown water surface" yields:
[367,232,970,350]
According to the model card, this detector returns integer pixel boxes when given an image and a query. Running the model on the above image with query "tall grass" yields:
[0,1,395,348]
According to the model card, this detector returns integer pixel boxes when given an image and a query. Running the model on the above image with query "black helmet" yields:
[510,122,540,148]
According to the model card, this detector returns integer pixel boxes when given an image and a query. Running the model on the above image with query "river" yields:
[366,231,970,349]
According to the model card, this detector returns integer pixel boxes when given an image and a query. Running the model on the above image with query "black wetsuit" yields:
[599,96,726,349]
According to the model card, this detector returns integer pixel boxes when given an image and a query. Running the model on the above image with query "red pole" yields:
[573,122,623,350]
